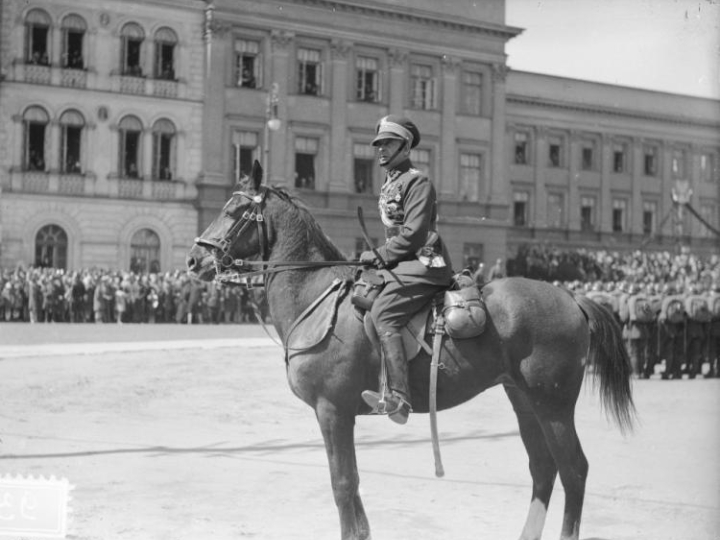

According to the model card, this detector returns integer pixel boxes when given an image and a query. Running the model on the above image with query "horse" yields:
[186,162,635,540]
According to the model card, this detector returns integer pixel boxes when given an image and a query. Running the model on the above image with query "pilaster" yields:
[489,63,509,206]
[328,39,351,192]
[388,48,407,112]
[440,55,459,197]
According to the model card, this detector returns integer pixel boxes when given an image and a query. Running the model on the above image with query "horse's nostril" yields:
[186,256,197,270]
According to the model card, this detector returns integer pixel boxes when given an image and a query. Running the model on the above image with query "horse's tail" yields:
[575,294,636,435]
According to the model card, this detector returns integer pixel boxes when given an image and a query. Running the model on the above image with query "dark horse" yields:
[186,163,635,540]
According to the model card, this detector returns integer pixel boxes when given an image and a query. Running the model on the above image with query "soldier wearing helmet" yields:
[658,282,686,379]
[359,115,453,425]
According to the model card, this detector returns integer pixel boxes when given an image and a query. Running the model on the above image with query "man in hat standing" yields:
[359,115,453,424]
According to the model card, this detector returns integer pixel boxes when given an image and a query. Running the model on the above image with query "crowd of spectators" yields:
[504,244,720,291]
[0,267,267,325]
[1,245,718,325]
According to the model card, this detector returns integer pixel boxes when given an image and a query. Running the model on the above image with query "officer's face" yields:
[375,138,407,168]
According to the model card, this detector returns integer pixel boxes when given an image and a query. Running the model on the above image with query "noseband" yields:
[194,188,269,277]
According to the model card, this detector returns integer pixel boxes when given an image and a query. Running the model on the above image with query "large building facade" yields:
[0,0,205,272]
[0,0,718,273]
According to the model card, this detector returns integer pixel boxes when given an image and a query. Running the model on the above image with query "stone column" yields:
[533,126,547,228]
[489,63,509,206]
[328,39,351,192]
[439,55,459,197]
[267,30,293,186]
[388,48,408,112]
[631,137,643,234]
[599,134,613,232]
[568,130,581,230]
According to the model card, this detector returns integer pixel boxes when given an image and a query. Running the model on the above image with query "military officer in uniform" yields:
[359,115,454,425]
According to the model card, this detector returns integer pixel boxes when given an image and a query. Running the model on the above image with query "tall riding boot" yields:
[361,332,412,425]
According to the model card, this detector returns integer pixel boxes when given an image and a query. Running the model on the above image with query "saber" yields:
[357,207,404,286]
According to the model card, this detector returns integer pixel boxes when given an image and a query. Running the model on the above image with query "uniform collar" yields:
[384,159,412,181]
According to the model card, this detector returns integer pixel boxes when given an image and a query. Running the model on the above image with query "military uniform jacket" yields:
[374,159,453,286]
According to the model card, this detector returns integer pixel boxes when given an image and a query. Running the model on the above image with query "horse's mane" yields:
[265,185,348,263]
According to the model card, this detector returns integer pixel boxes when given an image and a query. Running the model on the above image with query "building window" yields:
[459,153,482,201]
[462,243,484,272]
[547,192,565,228]
[612,199,627,232]
[235,39,261,88]
[130,228,161,273]
[548,136,563,168]
[580,196,596,231]
[672,149,686,178]
[119,115,143,178]
[353,143,374,193]
[460,71,483,116]
[613,143,627,173]
[152,119,176,180]
[410,63,436,110]
[23,106,49,171]
[643,145,658,176]
[642,201,657,236]
[231,131,259,184]
[297,47,322,96]
[581,141,595,171]
[154,27,177,80]
[25,9,51,65]
[514,131,530,165]
[35,224,68,269]
[294,137,318,188]
[121,23,145,77]
[61,14,86,69]
[410,148,431,177]
[356,56,380,102]
[59,109,84,174]
[513,191,529,227]
[700,152,717,183]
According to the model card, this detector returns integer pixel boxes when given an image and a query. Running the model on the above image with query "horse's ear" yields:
[250,160,263,190]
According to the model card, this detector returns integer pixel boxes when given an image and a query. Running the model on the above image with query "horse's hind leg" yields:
[533,399,588,540]
[504,385,558,540]
[315,397,371,540]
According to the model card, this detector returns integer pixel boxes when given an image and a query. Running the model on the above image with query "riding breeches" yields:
[369,279,444,335]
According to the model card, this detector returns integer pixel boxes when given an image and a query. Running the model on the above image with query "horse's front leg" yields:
[315,397,371,540]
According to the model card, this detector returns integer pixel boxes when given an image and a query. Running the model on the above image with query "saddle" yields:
[283,270,487,363]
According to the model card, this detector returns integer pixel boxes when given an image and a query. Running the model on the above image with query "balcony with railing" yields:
[61,68,87,88]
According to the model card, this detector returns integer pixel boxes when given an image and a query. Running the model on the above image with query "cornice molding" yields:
[278,0,523,40]
[507,95,720,131]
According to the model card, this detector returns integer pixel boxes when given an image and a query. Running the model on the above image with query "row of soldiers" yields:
[573,281,720,379]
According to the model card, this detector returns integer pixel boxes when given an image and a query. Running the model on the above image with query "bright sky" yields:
[505,0,720,99]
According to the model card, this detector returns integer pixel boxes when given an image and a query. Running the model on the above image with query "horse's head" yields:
[186,161,267,281]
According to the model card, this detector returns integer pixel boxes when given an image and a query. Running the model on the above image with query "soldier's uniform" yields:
[658,287,686,379]
[645,284,663,377]
[620,284,655,378]
[707,288,720,378]
[360,115,453,424]
[684,287,711,378]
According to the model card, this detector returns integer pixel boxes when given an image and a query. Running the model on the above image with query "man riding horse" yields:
[359,115,454,424]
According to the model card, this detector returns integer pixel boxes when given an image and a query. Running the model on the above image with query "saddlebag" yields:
[443,286,486,339]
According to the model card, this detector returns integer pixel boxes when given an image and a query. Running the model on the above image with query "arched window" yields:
[25,9,51,65]
[152,119,176,180]
[59,109,85,174]
[118,115,143,178]
[35,224,68,269]
[120,22,145,76]
[23,106,49,171]
[154,27,177,80]
[130,228,161,273]
[61,14,86,69]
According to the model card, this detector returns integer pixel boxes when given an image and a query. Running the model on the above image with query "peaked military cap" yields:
[371,115,420,148]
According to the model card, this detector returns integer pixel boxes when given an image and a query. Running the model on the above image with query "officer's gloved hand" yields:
[359,250,380,268]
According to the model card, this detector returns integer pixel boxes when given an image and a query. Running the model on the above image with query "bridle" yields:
[194,187,271,281]
[193,186,359,285]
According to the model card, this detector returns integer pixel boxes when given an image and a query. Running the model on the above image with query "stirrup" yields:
[361,390,411,424]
